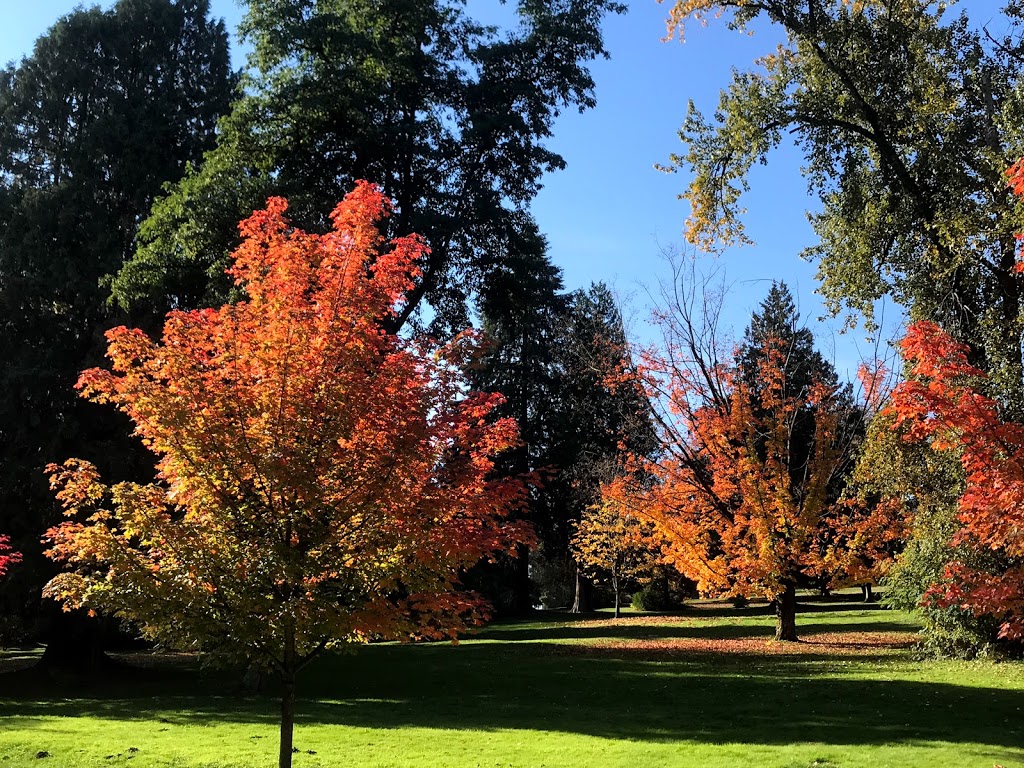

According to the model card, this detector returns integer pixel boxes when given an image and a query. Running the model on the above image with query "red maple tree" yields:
[44,182,530,768]
[886,319,1024,641]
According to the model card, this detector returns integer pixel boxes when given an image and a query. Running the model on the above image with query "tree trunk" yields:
[278,629,297,768]
[861,583,874,603]
[570,567,591,613]
[37,606,113,677]
[612,569,620,619]
[279,669,296,768]
[774,582,798,642]
[512,544,532,614]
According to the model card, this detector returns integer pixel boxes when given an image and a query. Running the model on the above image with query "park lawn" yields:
[1,602,1022,768]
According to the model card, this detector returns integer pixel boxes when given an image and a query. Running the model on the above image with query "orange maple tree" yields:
[886,319,1024,641]
[43,182,530,768]
[602,316,885,640]
[0,534,19,577]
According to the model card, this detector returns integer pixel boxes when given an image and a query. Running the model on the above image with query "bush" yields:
[631,578,673,612]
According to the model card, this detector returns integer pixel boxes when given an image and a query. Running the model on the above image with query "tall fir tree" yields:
[0,0,235,651]
[113,0,624,336]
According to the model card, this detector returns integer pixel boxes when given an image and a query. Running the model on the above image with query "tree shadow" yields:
[2,613,1017,758]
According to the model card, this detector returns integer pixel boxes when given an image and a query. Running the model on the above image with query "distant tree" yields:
[0,0,235,648]
[469,226,567,613]
[571,502,663,618]
[113,0,625,335]
[44,184,529,768]
[552,284,659,612]
[470,272,656,613]
[604,273,882,640]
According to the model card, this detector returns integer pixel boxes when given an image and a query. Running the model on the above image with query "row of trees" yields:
[10,0,1024,763]
[0,0,628,653]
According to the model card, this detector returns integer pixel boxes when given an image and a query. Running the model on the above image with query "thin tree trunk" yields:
[612,568,620,619]
[279,629,297,768]
[775,582,798,642]
[861,583,874,603]
[570,567,591,613]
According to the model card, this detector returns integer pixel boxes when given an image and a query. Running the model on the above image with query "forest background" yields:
[9,0,1004,366]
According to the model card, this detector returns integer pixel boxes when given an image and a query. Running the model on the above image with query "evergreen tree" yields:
[552,284,658,612]
[113,0,625,336]
[0,0,235,648]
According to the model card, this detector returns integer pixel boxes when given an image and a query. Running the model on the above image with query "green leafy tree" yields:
[736,281,860,513]
[114,0,625,334]
[471,275,656,612]
[664,0,1024,409]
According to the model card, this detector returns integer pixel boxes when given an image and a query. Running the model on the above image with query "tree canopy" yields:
[0,0,235,629]
[604,277,884,640]
[664,0,1024,407]
[44,182,530,768]
[113,0,625,335]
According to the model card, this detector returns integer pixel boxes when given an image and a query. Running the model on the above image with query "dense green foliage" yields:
[114,0,625,334]
[736,281,859,489]
[668,0,1024,409]
[0,0,235,631]
[472,271,657,611]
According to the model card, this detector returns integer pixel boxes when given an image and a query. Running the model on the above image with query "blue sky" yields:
[0,0,1009,380]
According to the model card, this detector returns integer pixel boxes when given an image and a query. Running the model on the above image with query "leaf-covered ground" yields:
[1,597,1022,768]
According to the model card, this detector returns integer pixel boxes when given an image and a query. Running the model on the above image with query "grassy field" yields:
[1,599,1023,768]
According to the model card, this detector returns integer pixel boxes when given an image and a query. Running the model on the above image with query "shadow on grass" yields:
[477,609,917,643]
[1,613,1017,755]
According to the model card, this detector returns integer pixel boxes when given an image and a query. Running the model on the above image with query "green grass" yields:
[2,601,1023,768]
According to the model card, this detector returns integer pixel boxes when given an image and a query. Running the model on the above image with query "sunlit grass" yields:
[2,599,1023,767]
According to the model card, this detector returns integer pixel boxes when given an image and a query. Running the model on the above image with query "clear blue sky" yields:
[0,0,1009,380]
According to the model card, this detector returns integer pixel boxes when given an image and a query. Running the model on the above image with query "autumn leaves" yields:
[41,184,530,768]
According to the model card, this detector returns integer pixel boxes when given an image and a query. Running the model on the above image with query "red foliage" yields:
[43,181,531,662]
[0,534,20,577]
[887,320,1024,639]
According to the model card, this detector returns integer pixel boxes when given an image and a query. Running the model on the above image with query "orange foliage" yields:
[887,320,1024,640]
[603,336,889,607]
[571,501,664,614]
[43,182,531,671]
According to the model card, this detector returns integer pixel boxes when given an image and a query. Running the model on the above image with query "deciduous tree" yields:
[663,0,1024,409]
[0,535,20,578]
[603,273,878,640]
[887,319,1024,642]
[571,502,663,617]
[44,183,529,768]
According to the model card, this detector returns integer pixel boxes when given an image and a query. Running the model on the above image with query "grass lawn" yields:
[1,598,1022,768]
